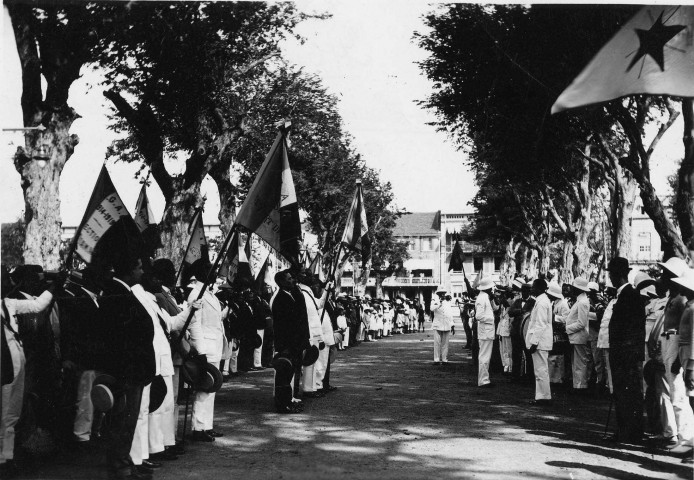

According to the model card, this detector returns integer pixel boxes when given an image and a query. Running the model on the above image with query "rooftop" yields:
[392,211,441,237]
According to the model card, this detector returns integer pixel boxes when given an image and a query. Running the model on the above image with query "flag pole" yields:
[173,224,238,352]
[318,242,344,325]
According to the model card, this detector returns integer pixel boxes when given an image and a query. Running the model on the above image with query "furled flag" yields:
[133,184,155,233]
[309,251,326,282]
[341,180,371,268]
[249,234,271,280]
[69,165,137,264]
[234,125,302,266]
[552,6,694,114]
[448,240,465,272]
[178,207,209,284]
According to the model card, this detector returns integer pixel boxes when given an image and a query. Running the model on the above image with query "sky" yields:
[0,1,685,228]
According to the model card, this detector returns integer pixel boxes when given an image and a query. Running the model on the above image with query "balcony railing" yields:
[382,276,437,287]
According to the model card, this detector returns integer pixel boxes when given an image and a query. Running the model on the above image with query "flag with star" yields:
[552,6,694,114]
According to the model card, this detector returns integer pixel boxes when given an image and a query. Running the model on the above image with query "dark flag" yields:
[69,165,138,265]
[341,180,370,267]
[234,125,302,266]
[133,183,162,256]
[178,207,209,284]
[448,240,465,272]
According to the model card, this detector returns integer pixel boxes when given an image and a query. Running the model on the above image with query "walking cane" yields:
[602,394,614,438]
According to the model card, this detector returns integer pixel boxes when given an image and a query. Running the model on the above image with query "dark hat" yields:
[149,375,168,412]
[251,333,263,349]
[91,374,126,413]
[301,345,320,367]
[607,257,631,273]
[272,354,295,385]
[181,355,223,393]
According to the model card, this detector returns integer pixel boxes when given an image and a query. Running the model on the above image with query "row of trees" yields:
[7,2,407,273]
[417,4,693,284]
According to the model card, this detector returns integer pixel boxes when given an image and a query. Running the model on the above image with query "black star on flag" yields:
[627,11,686,72]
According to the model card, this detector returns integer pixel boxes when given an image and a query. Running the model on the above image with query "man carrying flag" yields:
[177,207,209,287]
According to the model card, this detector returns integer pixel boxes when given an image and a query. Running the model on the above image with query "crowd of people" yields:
[0,252,380,479]
[430,255,693,463]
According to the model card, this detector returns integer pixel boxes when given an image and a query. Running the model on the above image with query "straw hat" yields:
[546,282,563,299]
[572,277,590,292]
[478,277,494,291]
[587,281,599,292]
[633,272,655,290]
[659,257,688,277]
[673,268,694,293]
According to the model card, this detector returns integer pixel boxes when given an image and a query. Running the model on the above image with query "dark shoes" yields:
[142,460,161,469]
[166,444,185,456]
[478,383,494,388]
[528,399,553,406]
[190,430,215,442]
[206,430,224,438]
[250,366,266,371]
[276,403,303,414]
[150,450,178,461]
[321,385,338,393]
[433,361,441,365]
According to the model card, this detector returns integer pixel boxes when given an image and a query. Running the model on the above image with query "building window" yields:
[421,237,431,251]
[407,238,416,251]
[639,245,650,252]
[473,257,483,272]
[494,256,503,271]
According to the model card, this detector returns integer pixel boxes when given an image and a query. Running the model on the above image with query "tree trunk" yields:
[500,238,518,286]
[209,162,237,238]
[676,98,694,252]
[518,244,529,279]
[610,169,638,258]
[538,243,550,278]
[159,179,202,268]
[639,179,687,258]
[526,249,538,280]
[573,241,593,279]
[15,109,80,269]
[559,240,574,285]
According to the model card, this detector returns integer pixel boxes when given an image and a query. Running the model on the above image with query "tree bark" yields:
[159,178,203,268]
[559,240,574,285]
[525,249,538,280]
[610,164,638,258]
[499,238,518,286]
[209,161,237,239]
[676,98,694,252]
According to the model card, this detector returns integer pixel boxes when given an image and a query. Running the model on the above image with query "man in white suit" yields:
[186,260,225,442]
[565,277,591,393]
[476,278,498,387]
[526,279,553,405]
[431,288,454,365]
[297,271,326,398]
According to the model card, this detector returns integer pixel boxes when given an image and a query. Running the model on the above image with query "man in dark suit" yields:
[270,270,310,413]
[608,256,646,444]
[99,255,155,479]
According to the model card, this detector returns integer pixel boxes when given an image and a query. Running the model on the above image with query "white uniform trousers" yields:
[532,350,551,400]
[229,339,239,374]
[253,330,265,368]
[73,369,97,441]
[601,348,613,393]
[433,330,450,362]
[192,361,219,431]
[0,346,25,464]
[301,363,316,393]
[571,344,590,389]
[129,384,150,465]
[342,327,350,348]
[149,375,175,454]
[172,366,181,440]
[500,336,513,372]
[663,335,694,444]
[588,329,604,384]
[311,347,330,391]
[478,339,493,386]
[655,367,676,439]
[679,345,694,398]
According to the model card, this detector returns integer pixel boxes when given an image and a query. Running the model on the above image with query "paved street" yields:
[18,322,690,480]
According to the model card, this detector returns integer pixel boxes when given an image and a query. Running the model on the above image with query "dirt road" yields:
[18,322,691,479]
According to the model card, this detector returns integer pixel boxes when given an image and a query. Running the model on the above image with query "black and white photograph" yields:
[0,1,692,478]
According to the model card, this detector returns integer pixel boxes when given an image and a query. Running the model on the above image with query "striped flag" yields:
[234,125,302,266]
[341,180,370,267]
[309,251,326,282]
[552,6,694,113]
[448,240,465,272]
[70,165,138,264]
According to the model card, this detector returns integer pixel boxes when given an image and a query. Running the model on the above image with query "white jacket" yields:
[133,285,194,376]
[475,291,496,341]
[187,282,224,363]
[525,293,553,350]
[565,293,590,345]
[299,285,326,346]
[432,299,454,331]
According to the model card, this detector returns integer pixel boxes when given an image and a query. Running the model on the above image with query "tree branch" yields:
[647,98,680,157]
[7,3,43,126]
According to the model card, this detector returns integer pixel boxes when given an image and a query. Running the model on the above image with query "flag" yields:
[552,6,694,113]
[133,184,155,232]
[448,240,465,272]
[309,251,326,282]
[249,234,271,280]
[234,127,302,266]
[341,181,371,267]
[70,165,137,264]
[178,208,209,284]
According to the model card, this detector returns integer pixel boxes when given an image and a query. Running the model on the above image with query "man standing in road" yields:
[525,279,553,405]
[431,288,454,365]
[608,257,646,444]
[565,277,591,394]
[476,278,497,387]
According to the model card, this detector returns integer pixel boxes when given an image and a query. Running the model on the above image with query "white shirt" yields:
[432,299,454,331]
[475,291,496,340]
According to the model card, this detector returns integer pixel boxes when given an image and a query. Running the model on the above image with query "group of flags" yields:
[67,123,373,289]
